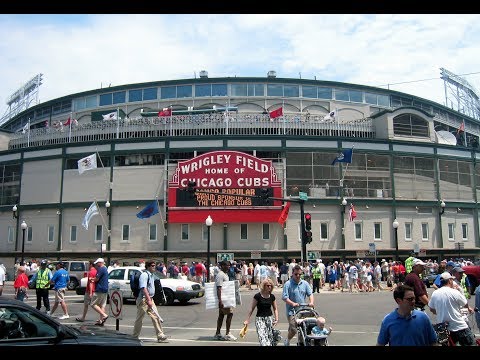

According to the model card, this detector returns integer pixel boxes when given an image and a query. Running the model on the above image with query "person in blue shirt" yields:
[282,264,314,346]
[433,261,456,289]
[91,258,110,326]
[49,262,70,319]
[377,284,438,346]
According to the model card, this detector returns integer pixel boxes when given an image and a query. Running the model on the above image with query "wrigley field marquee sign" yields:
[168,151,282,223]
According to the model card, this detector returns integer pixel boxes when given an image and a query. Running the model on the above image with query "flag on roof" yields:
[348,204,357,222]
[82,202,99,230]
[64,117,72,126]
[22,122,30,134]
[136,200,159,219]
[331,148,353,165]
[324,110,336,121]
[277,202,291,226]
[158,108,172,117]
[102,112,117,120]
[269,107,283,119]
[78,153,97,174]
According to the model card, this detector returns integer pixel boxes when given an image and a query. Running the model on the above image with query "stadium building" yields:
[0,70,479,270]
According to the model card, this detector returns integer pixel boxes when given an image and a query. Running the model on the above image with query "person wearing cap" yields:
[213,260,237,341]
[90,258,109,326]
[377,284,438,346]
[432,260,456,289]
[49,262,70,320]
[428,272,476,346]
[29,259,52,315]
[404,259,429,310]
[452,266,471,299]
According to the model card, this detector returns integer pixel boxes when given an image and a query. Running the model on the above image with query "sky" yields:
[1,14,479,118]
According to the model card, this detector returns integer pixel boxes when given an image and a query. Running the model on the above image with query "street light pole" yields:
[392,218,399,261]
[21,220,27,266]
[205,215,213,282]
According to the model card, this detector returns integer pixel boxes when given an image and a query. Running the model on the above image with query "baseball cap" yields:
[452,266,465,273]
[94,257,105,264]
[440,272,454,281]
[412,259,426,266]
[446,261,456,267]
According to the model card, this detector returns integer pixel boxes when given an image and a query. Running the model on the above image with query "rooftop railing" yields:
[9,113,375,150]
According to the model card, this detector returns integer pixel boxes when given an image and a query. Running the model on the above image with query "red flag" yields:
[158,108,172,117]
[277,202,291,226]
[349,204,357,222]
[457,121,465,134]
[63,117,71,126]
[269,107,283,119]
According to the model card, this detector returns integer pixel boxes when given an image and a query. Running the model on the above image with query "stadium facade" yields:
[1,72,479,270]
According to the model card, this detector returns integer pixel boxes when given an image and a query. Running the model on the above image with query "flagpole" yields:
[116,107,120,139]
[68,112,73,143]
[27,119,30,147]
[340,145,354,184]
[282,100,286,135]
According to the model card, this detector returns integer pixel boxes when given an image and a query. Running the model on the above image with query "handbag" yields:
[239,323,248,338]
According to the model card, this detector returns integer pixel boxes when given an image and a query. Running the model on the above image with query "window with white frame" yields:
[355,223,362,240]
[404,223,412,241]
[461,223,468,240]
[241,224,248,240]
[48,225,55,243]
[262,224,270,240]
[447,223,455,240]
[181,224,189,241]
[95,225,103,242]
[70,225,77,242]
[122,224,130,241]
[421,223,429,241]
[149,224,157,241]
[8,226,15,244]
[320,223,328,241]
[374,223,382,240]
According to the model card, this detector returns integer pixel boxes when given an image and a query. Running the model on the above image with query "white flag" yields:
[77,153,97,174]
[22,122,30,134]
[323,110,336,121]
[82,202,99,230]
[102,112,117,120]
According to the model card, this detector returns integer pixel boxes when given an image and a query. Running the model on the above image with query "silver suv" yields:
[28,260,89,290]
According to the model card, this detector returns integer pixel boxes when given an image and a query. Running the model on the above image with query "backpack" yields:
[130,270,150,298]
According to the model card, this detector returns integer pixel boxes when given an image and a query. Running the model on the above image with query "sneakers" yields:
[224,333,237,341]
[213,333,224,340]
[157,334,168,342]
[284,339,290,346]
[58,314,70,320]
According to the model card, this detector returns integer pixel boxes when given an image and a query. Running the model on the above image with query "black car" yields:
[0,298,142,346]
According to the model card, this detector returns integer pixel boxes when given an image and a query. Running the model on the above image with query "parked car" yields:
[28,261,89,291]
[0,298,142,346]
[76,266,205,305]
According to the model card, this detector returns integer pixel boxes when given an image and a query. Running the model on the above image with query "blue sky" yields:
[1,14,479,116]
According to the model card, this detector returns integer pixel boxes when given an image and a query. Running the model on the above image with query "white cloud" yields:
[0,14,479,117]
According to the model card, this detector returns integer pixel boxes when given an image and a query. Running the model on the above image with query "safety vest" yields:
[460,274,470,299]
[405,257,414,274]
[312,267,322,279]
[36,269,50,289]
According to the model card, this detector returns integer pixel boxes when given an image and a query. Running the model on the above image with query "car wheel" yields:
[67,278,78,290]
[163,289,175,305]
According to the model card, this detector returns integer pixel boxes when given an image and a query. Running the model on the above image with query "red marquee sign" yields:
[168,151,283,223]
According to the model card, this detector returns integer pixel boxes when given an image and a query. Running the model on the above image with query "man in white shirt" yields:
[0,264,6,296]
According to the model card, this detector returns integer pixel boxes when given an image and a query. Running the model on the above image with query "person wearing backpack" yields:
[132,260,168,343]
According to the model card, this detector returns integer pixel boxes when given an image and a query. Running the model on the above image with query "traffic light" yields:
[305,230,313,244]
[305,213,312,231]
[260,188,271,204]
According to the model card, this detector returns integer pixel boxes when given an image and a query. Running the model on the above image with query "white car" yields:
[76,266,204,305]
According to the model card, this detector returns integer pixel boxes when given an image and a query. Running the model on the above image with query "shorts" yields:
[218,307,233,315]
[287,314,297,337]
[91,292,108,308]
[54,288,66,302]
[84,291,94,305]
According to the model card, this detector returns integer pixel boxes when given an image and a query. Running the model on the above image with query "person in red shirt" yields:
[194,261,206,284]
[76,260,97,322]
[181,263,190,279]
[14,266,29,301]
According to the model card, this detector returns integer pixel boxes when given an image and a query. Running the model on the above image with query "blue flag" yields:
[331,148,353,165]
[136,200,159,219]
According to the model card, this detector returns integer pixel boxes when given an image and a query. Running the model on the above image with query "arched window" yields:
[393,113,429,137]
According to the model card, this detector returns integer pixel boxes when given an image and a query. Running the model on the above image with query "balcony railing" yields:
[9,113,375,150]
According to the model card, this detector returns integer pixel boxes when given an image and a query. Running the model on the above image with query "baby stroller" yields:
[293,304,329,346]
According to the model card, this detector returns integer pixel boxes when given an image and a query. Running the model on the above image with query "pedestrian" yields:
[404,258,429,310]
[29,259,52,314]
[13,266,29,301]
[377,284,437,346]
[213,260,237,341]
[312,261,322,293]
[243,278,279,346]
[132,260,168,343]
[0,263,6,296]
[452,266,472,299]
[428,272,476,346]
[49,262,70,319]
[90,258,109,326]
[75,260,97,322]
[281,264,314,346]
